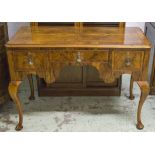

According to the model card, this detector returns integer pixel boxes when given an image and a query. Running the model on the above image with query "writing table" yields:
[6,26,151,130]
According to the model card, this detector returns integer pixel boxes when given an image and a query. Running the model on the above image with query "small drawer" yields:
[13,51,48,71]
[113,51,144,71]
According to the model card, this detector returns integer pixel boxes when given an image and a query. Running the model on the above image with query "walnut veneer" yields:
[6,26,151,130]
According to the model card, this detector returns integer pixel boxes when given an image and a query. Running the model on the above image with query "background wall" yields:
[7,22,145,39]
[126,22,145,31]
[7,22,29,39]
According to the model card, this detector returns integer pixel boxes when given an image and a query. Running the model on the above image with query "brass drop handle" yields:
[125,58,132,67]
[27,55,33,65]
[76,52,82,63]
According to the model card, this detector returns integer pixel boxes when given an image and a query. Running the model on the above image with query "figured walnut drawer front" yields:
[113,51,144,71]
[13,51,48,71]
[50,50,109,63]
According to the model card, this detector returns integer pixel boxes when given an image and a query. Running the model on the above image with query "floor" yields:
[0,75,155,132]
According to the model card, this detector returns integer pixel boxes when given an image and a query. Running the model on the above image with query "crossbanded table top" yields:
[6,26,151,49]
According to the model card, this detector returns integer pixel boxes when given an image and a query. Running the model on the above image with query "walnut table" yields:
[6,26,151,130]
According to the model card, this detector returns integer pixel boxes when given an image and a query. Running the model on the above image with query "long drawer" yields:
[50,49,109,63]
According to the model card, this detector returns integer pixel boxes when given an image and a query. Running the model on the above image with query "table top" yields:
[6,26,151,49]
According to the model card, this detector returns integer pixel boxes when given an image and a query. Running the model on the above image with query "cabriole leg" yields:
[27,74,35,100]
[129,75,135,100]
[136,81,150,130]
[8,81,23,131]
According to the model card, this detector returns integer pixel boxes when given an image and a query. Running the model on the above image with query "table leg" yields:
[129,75,135,100]
[136,81,150,130]
[8,81,23,131]
[27,74,35,100]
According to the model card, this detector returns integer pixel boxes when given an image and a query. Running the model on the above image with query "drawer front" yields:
[50,49,109,63]
[113,51,144,71]
[13,51,48,71]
